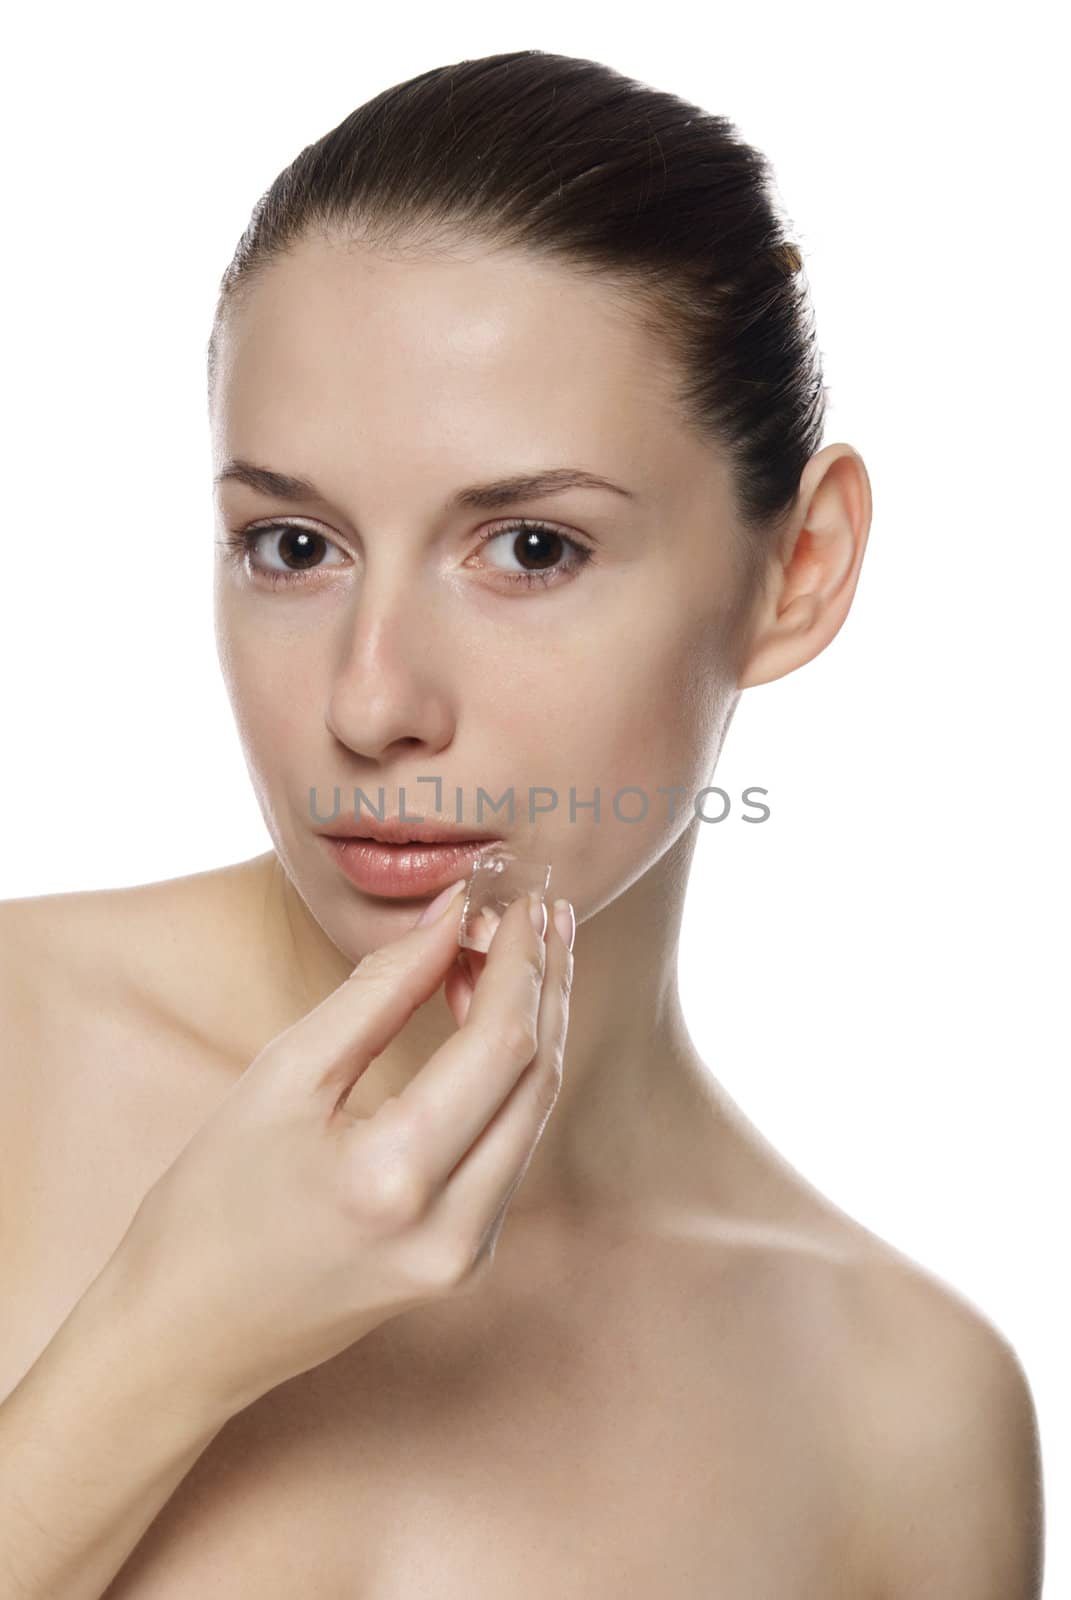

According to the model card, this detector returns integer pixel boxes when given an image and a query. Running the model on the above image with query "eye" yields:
[216,522,348,588]
[216,516,596,592]
[467,519,595,590]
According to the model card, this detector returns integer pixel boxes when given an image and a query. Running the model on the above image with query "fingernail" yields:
[552,898,575,951]
[527,890,547,937]
[414,878,467,928]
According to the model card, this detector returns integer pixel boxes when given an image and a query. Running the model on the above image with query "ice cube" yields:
[458,844,553,952]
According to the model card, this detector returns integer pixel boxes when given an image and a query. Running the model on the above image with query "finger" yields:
[443,957,475,1027]
[366,889,548,1188]
[443,922,496,1027]
[260,879,469,1110]
[431,895,574,1249]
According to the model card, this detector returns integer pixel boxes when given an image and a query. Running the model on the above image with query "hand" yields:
[106,884,573,1421]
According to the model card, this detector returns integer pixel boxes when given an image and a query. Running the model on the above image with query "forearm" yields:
[0,1257,230,1599]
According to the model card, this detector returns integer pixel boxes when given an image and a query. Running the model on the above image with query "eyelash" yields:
[216,518,596,592]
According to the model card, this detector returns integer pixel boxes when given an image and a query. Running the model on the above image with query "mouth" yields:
[320,833,502,899]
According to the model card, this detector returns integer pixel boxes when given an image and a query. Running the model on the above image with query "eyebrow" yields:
[213,458,636,511]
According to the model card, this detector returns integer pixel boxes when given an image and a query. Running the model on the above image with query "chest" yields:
[5,1236,856,1599]
[1,1024,864,1598]
[83,1290,849,1599]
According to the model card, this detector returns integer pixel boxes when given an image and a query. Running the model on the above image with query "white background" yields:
[2,2,1066,1589]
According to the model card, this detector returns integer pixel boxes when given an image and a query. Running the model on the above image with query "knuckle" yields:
[351,1119,431,1227]
[367,1160,431,1227]
[423,1232,480,1293]
[490,1013,539,1064]
[261,1035,303,1077]
[351,945,398,989]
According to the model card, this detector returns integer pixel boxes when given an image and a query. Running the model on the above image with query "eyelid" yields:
[478,514,593,546]
[243,515,342,543]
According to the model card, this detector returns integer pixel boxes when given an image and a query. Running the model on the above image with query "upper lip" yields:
[321,816,504,846]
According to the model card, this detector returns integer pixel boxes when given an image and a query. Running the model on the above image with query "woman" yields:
[0,48,1042,1600]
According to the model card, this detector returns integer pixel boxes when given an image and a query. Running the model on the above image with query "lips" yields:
[319,815,502,846]
[321,834,500,899]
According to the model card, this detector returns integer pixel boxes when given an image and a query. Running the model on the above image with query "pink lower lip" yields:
[321,835,501,898]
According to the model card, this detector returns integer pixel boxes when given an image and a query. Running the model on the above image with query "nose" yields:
[324,558,455,761]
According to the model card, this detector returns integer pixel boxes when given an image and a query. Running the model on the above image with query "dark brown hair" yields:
[207,49,827,597]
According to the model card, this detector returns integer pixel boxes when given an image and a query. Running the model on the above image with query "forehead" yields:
[211,236,690,484]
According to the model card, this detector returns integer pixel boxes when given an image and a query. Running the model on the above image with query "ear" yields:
[737,442,873,690]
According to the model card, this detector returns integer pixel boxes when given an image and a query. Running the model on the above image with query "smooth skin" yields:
[0,229,1042,1596]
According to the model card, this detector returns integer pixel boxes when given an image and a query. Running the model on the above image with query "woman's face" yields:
[211,233,752,957]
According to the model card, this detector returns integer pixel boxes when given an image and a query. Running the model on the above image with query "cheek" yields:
[216,613,323,755]
[549,613,729,786]
[487,607,733,857]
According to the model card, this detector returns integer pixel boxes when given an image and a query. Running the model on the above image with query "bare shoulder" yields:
[0,884,123,1086]
[832,1237,1045,1599]
[0,856,272,1149]
[0,853,271,1042]
[0,884,143,1227]
[0,858,276,1222]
